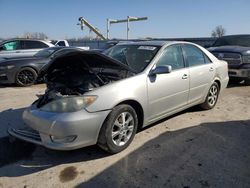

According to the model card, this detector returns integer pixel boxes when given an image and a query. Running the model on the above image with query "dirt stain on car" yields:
[59,166,79,183]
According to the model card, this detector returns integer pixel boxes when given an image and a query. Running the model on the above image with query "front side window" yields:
[183,45,207,67]
[104,45,160,72]
[156,45,185,70]
[1,41,20,51]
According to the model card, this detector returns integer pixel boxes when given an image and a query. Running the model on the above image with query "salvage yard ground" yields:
[0,83,249,188]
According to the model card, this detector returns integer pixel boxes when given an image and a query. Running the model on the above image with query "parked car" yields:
[208,34,250,85]
[9,41,229,153]
[0,46,82,86]
[50,40,70,47]
[0,38,55,58]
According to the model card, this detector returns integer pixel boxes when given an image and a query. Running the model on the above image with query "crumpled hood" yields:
[208,45,250,55]
[38,50,135,79]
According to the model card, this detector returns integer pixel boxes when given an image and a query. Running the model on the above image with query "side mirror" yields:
[149,65,172,76]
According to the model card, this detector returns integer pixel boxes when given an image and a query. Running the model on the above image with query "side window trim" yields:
[180,44,188,68]
[203,53,212,64]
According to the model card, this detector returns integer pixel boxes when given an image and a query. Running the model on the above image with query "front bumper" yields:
[8,105,111,150]
[228,68,250,79]
[0,69,17,84]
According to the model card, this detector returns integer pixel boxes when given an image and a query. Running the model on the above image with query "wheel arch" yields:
[115,100,144,130]
[19,65,39,73]
[213,78,221,91]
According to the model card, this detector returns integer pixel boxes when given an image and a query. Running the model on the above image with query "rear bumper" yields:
[228,68,250,79]
[9,105,111,150]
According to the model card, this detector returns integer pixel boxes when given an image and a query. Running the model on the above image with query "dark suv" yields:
[208,35,250,85]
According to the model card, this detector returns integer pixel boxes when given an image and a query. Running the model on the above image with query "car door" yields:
[182,44,216,104]
[147,44,189,122]
[0,40,21,58]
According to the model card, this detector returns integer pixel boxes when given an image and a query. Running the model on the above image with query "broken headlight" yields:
[40,96,97,112]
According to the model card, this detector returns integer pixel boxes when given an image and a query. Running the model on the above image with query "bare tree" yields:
[23,32,48,40]
[211,25,226,38]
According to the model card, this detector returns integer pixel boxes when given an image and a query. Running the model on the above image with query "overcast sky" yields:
[0,0,249,39]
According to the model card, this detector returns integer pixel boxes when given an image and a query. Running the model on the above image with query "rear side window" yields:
[183,44,210,67]
[21,41,48,49]
[156,45,185,70]
[2,41,20,51]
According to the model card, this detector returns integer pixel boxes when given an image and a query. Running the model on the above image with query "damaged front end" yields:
[9,50,135,149]
[36,50,135,111]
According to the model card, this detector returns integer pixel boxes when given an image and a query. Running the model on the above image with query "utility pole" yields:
[107,16,148,39]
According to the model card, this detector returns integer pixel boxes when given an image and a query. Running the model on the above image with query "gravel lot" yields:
[0,83,249,188]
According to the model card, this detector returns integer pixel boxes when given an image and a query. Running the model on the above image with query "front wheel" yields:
[98,104,138,154]
[15,67,37,86]
[200,82,220,110]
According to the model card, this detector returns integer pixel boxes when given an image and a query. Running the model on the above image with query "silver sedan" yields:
[9,41,229,153]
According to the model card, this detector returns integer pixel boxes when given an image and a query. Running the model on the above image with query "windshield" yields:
[103,44,160,72]
[34,48,60,58]
[213,35,250,47]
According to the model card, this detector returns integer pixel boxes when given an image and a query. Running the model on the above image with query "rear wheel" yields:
[15,67,37,86]
[98,104,138,154]
[200,82,220,110]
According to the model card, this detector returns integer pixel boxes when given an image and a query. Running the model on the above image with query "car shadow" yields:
[0,105,205,177]
[1,108,249,188]
[76,120,250,188]
[227,80,249,88]
[0,83,15,88]
[0,107,110,177]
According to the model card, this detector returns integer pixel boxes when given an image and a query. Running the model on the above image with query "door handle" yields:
[209,67,214,72]
[182,74,188,79]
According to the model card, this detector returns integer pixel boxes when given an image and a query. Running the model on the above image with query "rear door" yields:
[147,44,189,122]
[182,44,215,104]
[19,40,49,56]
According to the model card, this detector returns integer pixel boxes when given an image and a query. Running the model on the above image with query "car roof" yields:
[115,40,178,47]
[0,38,51,45]
[219,34,250,38]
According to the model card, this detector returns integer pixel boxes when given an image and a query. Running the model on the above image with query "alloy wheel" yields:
[207,85,218,106]
[111,112,135,146]
[17,70,36,85]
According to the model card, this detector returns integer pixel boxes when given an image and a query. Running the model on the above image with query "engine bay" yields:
[36,53,133,108]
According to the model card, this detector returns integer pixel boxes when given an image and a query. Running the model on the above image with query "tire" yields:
[15,67,37,87]
[98,104,138,154]
[200,82,220,110]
